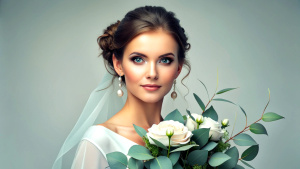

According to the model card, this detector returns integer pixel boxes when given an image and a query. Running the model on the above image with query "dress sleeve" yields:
[71,140,109,169]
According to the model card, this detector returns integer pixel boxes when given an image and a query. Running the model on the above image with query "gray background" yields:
[1,0,299,168]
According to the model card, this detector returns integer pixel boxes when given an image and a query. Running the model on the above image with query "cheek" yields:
[122,66,143,84]
[159,66,179,84]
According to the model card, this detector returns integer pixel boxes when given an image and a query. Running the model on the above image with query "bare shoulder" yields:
[98,120,118,133]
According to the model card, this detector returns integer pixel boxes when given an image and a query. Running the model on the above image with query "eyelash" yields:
[131,56,174,65]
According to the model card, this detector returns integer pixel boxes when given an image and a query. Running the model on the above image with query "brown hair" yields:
[97,6,191,93]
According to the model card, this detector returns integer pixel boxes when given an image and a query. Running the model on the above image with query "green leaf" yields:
[164,109,184,124]
[187,150,208,166]
[241,160,255,169]
[239,106,247,117]
[149,137,168,150]
[202,142,218,151]
[203,106,218,121]
[169,152,180,165]
[250,123,268,135]
[182,115,187,121]
[128,158,144,169]
[241,145,259,161]
[192,128,210,147]
[106,152,128,169]
[233,164,245,169]
[213,98,236,105]
[198,79,210,100]
[262,112,284,122]
[173,162,183,169]
[216,88,237,95]
[186,109,195,121]
[233,133,257,146]
[133,124,147,138]
[219,147,239,169]
[208,152,231,167]
[193,93,206,111]
[150,156,172,169]
[144,160,152,169]
[171,144,198,153]
[128,145,154,160]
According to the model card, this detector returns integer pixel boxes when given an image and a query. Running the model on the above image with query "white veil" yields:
[52,72,127,169]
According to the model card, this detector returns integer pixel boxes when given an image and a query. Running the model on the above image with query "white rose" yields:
[199,117,224,141]
[147,120,192,146]
[185,113,202,131]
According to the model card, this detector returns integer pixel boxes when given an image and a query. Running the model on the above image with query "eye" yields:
[160,57,173,64]
[131,56,144,63]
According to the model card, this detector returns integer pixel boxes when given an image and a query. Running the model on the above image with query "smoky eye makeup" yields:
[129,52,175,65]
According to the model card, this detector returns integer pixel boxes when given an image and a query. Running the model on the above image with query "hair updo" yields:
[97,6,191,85]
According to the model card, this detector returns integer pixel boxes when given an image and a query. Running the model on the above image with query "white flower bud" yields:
[221,119,229,127]
[166,127,174,137]
[196,115,204,124]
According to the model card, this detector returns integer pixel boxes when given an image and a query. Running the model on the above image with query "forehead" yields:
[123,30,178,57]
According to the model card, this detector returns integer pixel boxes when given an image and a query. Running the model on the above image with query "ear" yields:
[112,54,124,76]
[175,62,183,78]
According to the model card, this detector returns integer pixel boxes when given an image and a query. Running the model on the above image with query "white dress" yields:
[71,125,137,169]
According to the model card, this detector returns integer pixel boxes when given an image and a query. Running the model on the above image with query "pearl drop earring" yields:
[117,76,124,97]
[171,80,177,100]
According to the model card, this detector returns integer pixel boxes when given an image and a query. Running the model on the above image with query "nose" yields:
[146,61,158,80]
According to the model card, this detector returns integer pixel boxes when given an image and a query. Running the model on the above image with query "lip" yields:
[141,84,161,91]
[141,84,161,87]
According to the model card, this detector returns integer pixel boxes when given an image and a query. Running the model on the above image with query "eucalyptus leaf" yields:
[241,145,259,161]
[186,109,195,121]
[216,88,237,95]
[150,156,172,169]
[203,106,218,121]
[128,145,154,160]
[106,152,128,169]
[149,137,168,150]
[193,93,206,111]
[164,109,184,124]
[241,160,255,169]
[133,124,147,138]
[213,98,236,105]
[202,142,218,151]
[173,162,183,169]
[192,128,210,147]
[128,158,144,169]
[262,112,284,122]
[250,123,268,135]
[170,144,198,153]
[219,147,239,169]
[208,152,231,167]
[239,106,247,117]
[169,152,180,165]
[187,150,208,166]
[233,133,257,146]
[233,164,245,169]
[144,160,152,169]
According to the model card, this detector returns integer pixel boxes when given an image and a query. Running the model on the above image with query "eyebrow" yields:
[129,52,175,58]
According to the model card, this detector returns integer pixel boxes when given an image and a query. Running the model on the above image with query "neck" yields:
[116,93,163,129]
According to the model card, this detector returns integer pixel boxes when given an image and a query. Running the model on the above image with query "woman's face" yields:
[114,29,182,103]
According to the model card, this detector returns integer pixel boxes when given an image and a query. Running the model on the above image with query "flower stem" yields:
[225,91,271,143]
[167,137,171,158]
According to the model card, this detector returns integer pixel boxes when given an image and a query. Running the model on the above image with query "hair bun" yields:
[97,20,120,52]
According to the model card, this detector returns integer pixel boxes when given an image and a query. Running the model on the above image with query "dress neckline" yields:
[95,125,139,145]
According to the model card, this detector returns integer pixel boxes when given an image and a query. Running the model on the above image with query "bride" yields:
[53,6,191,169]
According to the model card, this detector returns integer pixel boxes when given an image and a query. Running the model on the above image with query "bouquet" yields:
[106,80,284,169]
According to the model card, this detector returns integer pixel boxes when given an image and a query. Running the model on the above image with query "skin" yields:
[100,29,183,146]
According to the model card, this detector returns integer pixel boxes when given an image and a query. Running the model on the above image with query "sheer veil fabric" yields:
[52,72,127,169]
